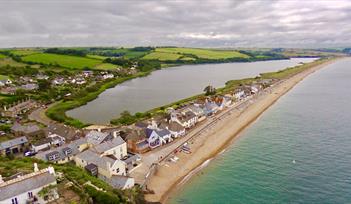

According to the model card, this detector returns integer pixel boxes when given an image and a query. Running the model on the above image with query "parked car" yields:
[24,150,37,157]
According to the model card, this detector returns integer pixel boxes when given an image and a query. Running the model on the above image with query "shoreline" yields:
[143,57,341,203]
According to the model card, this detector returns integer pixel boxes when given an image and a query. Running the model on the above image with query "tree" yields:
[204,85,216,95]
[38,79,51,91]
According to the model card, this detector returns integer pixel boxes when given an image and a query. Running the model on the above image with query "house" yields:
[86,130,113,146]
[47,134,65,146]
[203,101,219,116]
[171,111,198,128]
[251,84,263,94]
[2,99,37,117]
[99,175,135,190]
[0,136,28,155]
[31,134,66,153]
[102,73,114,80]
[35,137,88,164]
[234,89,245,100]
[145,128,172,148]
[214,95,232,110]
[75,149,127,177]
[82,70,94,78]
[124,130,149,153]
[92,136,127,159]
[0,78,12,86]
[11,123,43,137]
[187,104,206,121]
[36,74,49,80]
[51,78,65,86]
[20,83,39,91]
[32,138,52,153]
[159,121,185,138]
[0,165,59,204]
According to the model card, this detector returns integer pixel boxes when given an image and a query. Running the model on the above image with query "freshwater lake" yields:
[67,58,317,124]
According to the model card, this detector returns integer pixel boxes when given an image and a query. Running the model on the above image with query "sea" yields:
[168,58,351,204]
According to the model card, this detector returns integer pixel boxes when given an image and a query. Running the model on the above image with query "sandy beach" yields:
[143,58,340,203]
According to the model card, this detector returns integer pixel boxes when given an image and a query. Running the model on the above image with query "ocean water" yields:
[168,58,351,204]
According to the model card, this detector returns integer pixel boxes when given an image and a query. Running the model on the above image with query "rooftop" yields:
[0,136,28,151]
[93,136,126,154]
[0,167,56,201]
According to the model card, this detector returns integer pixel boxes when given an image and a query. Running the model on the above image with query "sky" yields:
[0,0,351,48]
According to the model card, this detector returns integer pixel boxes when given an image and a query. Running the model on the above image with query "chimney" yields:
[34,163,39,172]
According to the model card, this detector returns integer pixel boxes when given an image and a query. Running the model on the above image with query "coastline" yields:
[143,57,341,203]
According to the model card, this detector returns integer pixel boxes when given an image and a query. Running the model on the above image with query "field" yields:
[9,49,41,56]
[0,54,6,59]
[0,58,28,67]
[155,47,250,59]
[142,51,183,61]
[0,74,9,80]
[94,63,120,70]
[91,48,150,59]
[21,53,103,69]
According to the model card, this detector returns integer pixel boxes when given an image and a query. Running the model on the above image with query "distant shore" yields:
[143,57,341,203]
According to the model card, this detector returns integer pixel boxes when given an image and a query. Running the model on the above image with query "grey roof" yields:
[11,123,40,134]
[0,136,28,151]
[159,121,184,132]
[0,170,56,201]
[86,131,110,146]
[93,136,125,154]
[99,175,131,189]
[155,129,171,137]
[75,149,116,170]
[35,137,87,162]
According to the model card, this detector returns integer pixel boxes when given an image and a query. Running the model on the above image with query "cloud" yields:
[0,0,350,48]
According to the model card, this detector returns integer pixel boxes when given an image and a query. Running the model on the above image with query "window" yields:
[116,168,120,173]
[28,192,33,198]
[11,198,18,204]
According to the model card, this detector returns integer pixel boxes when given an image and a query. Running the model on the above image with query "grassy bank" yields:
[0,156,145,204]
[46,72,152,128]
[110,57,332,126]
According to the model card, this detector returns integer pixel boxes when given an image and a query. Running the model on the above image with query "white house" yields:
[234,89,245,100]
[0,79,12,86]
[0,164,58,204]
[145,128,172,148]
[75,149,127,177]
[159,121,185,138]
[92,136,127,160]
[171,111,198,128]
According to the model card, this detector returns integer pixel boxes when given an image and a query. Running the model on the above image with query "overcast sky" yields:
[1,0,351,48]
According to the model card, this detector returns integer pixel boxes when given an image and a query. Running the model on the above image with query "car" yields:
[24,151,37,157]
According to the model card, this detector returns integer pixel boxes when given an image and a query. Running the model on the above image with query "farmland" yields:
[142,51,183,61]
[0,54,6,59]
[155,47,250,59]
[9,49,40,56]
[21,53,117,70]
[22,53,101,69]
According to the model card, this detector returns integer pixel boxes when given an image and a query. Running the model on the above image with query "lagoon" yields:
[67,58,317,124]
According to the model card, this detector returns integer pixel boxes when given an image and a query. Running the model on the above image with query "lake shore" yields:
[144,57,341,203]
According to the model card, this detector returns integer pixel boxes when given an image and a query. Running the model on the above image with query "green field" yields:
[155,47,250,59]
[94,63,120,70]
[0,74,9,80]
[142,51,183,61]
[0,54,6,59]
[22,53,102,69]
[86,54,108,60]
[9,50,41,56]
[0,58,28,67]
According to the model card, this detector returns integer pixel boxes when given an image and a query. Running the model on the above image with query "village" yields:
[0,72,277,203]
